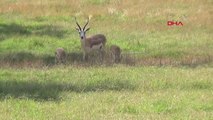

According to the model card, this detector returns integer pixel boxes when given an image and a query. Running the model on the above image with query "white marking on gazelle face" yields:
[77,29,89,40]
[79,31,85,39]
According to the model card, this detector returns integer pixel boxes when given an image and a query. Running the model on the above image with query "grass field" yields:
[0,0,213,119]
[0,66,212,119]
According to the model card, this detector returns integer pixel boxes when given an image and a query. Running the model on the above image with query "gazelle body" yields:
[55,48,66,64]
[75,17,107,61]
[110,45,121,63]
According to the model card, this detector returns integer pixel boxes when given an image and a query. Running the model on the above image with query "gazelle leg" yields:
[83,52,86,61]
[83,52,88,61]
[100,49,105,62]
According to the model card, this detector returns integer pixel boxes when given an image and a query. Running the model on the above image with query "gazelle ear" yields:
[85,27,90,32]
[75,27,80,31]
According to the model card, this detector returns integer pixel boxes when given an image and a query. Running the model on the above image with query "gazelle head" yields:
[75,17,90,40]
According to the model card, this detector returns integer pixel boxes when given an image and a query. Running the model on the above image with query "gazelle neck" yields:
[80,36,86,48]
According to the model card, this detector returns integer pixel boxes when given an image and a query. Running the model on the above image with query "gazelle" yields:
[55,48,66,64]
[75,17,107,61]
[110,45,122,63]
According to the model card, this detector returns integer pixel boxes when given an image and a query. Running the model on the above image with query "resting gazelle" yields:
[110,45,122,63]
[55,48,66,64]
[75,17,107,61]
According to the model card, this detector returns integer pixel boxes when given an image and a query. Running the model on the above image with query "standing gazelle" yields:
[75,17,107,61]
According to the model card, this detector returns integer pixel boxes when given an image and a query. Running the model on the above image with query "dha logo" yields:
[167,21,183,26]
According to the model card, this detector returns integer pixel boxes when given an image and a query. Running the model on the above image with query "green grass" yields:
[0,0,212,59]
[0,0,212,119]
[0,66,212,119]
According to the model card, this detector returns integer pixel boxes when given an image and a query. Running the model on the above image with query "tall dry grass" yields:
[0,0,212,28]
